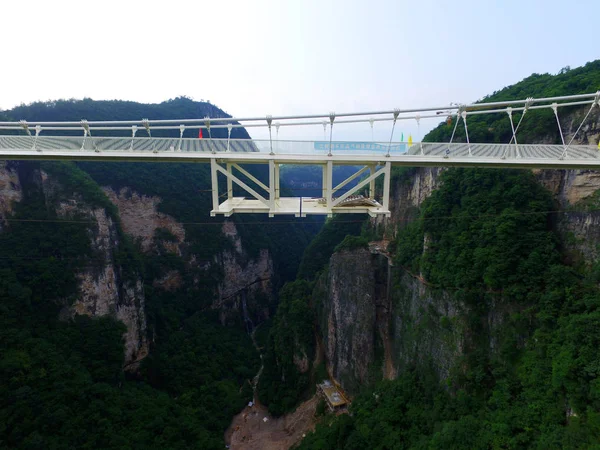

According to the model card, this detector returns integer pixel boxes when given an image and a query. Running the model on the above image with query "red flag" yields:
[198,128,203,139]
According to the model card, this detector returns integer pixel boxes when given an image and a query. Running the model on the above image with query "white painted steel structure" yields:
[0,92,599,217]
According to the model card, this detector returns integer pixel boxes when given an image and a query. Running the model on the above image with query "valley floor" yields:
[224,395,318,450]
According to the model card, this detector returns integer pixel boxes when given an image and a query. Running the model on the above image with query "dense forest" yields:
[0,98,318,448]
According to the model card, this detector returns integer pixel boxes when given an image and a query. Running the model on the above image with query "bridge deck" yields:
[1,136,599,169]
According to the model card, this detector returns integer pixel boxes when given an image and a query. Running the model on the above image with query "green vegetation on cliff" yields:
[258,280,315,416]
[425,60,600,145]
[0,161,260,449]
[300,167,600,449]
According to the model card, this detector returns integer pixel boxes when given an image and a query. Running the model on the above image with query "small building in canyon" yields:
[317,380,349,413]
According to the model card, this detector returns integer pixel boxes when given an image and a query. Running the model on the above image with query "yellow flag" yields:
[598,140,600,150]
[408,135,413,146]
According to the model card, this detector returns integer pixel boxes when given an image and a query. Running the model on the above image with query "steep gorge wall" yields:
[0,162,149,368]
[105,186,275,325]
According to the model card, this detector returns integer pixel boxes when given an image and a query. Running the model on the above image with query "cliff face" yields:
[214,221,274,326]
[315,248,387,392]
[0,162,22,231]
[0,162,149,369]
[105,186,275,326]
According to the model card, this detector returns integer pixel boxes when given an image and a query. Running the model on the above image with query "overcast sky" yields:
[1,0,598,141]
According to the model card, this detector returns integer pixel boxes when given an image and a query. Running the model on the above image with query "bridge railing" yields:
[1,135,600,161]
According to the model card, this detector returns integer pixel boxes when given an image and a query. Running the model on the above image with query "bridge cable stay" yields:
[415,114,424,155]
[445,111,461,158]
[18,121,36,151]
[80,120,97,153]
[142,119,156,153]
[386,109,400,157]
[461,109,471,156]
[505,108,520,159]
[502,97,533,159]
[560,91,600,159]
[551,103,568,159]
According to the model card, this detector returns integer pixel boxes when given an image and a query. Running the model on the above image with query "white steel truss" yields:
[209,159,392,217]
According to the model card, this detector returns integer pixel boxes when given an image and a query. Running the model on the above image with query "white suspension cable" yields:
[446,113,461,158]
[387,109,400,157]
[328,112,335,157]
[461,110,471,156]
[561,92,600,158]
[551,103,567,158]
[506,107,520,159]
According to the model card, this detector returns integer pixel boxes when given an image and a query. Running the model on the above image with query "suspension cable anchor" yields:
[19,120,31,136]
[81,119,98,152]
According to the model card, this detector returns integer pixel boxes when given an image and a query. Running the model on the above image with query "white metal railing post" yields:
[227,123,232,152]
[130,125,138,151]
[205,117,214,154]
[328,112,335,157]
[178,125,185,151]
[33,125,42,152]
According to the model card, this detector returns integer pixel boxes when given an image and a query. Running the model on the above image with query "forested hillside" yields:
[0,98,317,448]
[290,61,600,449]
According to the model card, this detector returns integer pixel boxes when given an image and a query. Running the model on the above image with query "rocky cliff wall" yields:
[0,162,149,369]
[104,186,275,325]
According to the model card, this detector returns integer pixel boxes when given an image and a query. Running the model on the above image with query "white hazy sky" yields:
[1,0,599,141]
